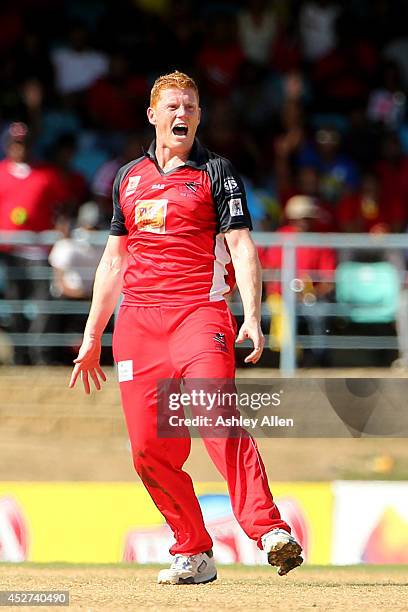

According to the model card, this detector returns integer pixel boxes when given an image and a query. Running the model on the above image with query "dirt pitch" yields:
[0,564,407,612]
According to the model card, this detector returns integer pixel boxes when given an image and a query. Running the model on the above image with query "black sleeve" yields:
[109,168,128,236]
[207,156,253,233]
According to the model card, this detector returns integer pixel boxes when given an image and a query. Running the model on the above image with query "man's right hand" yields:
[69,335,107,394]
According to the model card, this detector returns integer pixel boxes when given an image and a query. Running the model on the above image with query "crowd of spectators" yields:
[1,0,408,232]
[1,0,408,365]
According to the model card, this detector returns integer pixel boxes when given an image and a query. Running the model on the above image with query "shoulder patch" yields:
[224,177,239,193]
[228,198,244,217]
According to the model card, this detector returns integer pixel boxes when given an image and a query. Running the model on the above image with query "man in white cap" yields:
[259,195,336,365]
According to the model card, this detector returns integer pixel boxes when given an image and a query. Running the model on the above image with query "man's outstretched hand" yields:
[69,335,107,394]
[236,318,265,364]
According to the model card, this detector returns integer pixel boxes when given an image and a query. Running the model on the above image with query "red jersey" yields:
[110,139,252,306]
[0,160,61,232]
[337,192,404,232]
[259,225,336,296]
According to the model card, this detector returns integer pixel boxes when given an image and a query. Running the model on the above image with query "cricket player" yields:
[69,71,303,584]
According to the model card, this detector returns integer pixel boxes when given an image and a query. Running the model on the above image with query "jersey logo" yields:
[213,332,227,352]
[135,199,167,233]
[151,183,165,190]
[224,177,238,193]
[125,176,141,196]
[229,198,243,217]
[185,181,199,193]
[177,181,200,197]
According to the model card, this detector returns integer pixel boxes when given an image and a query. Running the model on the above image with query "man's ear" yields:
[198,107,201,125]
[147,107,156,126]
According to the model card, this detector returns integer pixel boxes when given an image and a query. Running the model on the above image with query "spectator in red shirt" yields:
[337,172,404,233]
[0,122,64,363]
[280,166,337,232]
[261,195,336,295]
[0,122,63,233]
[259,195,336,365]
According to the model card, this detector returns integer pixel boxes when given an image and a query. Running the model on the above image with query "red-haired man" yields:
[69,71,302,584]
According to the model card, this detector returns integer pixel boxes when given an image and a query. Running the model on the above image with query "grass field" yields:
[1,564,407,611]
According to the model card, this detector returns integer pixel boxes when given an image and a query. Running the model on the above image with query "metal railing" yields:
[253,232,408,373]
[1,230,407,373]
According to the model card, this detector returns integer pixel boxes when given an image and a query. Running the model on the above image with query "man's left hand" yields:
[236,318,265,364]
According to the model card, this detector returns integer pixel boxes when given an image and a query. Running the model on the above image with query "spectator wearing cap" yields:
[46,202,106,364]
[259,195,336,366]
[0,122,66,364]
[280,165,337,232]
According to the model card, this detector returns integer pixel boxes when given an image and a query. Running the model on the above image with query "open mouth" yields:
[172,125,188,136]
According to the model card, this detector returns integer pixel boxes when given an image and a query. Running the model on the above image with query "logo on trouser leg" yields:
[118,360,134,382]
[213,332,227,352]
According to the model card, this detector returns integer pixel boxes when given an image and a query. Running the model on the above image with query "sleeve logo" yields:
[125,176,141,196]
[229,198,243,217]
[224,177,238,193]
[135,199,167,233]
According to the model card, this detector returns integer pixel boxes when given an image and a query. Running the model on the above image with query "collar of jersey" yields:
[145,138,208,174]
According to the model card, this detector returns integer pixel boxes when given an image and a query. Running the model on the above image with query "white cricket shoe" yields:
[157,550,217,585]
[261,528,303,576]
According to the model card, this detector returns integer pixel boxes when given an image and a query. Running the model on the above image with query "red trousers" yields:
[113,301,289,555]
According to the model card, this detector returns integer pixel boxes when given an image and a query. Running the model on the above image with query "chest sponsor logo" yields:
[125,176,141,196]
[229,198,243,217]
[224,177,239,193]
[135,199,167,233]
[151,183,165,190]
